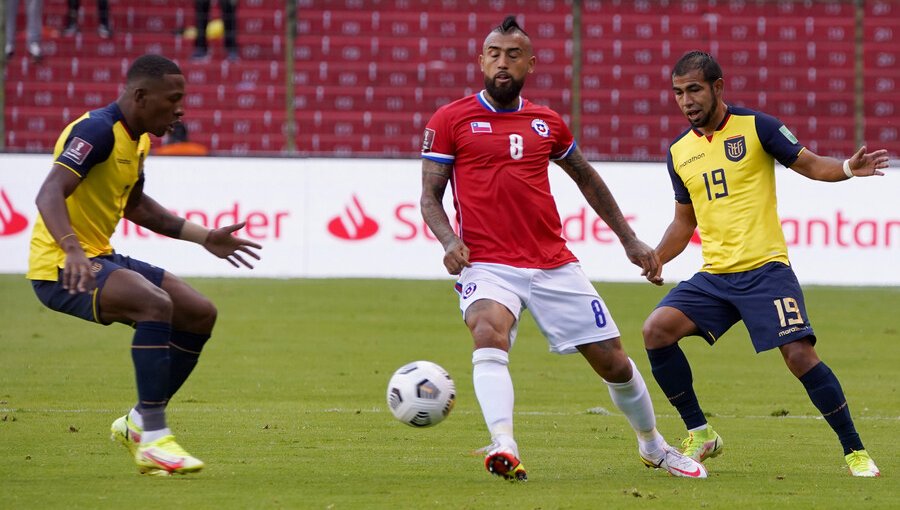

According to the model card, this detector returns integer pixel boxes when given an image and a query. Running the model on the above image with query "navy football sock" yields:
[800,362,863,454]
[647,343,707,429]
[168,330,210,399]
[132,321,171,431]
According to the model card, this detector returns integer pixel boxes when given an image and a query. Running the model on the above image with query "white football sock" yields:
[141,427,172,444]
[472,347,516,453]
[128,407,144,429]
[605,357,665,455]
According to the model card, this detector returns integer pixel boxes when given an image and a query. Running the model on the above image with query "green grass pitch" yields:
[1,275,896,509]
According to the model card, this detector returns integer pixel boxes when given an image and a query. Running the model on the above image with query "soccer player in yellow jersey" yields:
[642,51,887,477]
[27,54,261,476]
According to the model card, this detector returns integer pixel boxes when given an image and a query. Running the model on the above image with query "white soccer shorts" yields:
[456,262,620,354]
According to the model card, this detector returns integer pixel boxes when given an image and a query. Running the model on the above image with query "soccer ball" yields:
[386,361,456,427]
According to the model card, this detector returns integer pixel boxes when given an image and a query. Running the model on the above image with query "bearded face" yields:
[478,30,534,109]
[484,72,526,107]
[687,87,720,129]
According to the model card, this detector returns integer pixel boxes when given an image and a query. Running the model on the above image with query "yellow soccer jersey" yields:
[27,103,151,281]
[667,106,804,273]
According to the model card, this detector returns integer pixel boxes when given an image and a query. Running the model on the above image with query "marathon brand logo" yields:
[62,137,93,165]
[678,152,705,170]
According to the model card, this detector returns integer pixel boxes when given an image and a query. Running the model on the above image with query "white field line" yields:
[1,407,897,421]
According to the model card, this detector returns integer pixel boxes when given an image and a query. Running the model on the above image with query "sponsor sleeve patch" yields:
[422,128,435,152]
[61,137,94,165]
[778,125,798,144]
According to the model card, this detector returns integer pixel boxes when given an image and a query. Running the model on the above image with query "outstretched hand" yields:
[203,222,262,269]
[848,146,890,177]
[622,238,664,286]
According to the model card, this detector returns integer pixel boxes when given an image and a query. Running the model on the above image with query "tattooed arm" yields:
[555,147,661,283]
[420,158,470,275]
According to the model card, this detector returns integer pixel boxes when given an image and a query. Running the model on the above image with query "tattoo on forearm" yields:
[561,152,633,238]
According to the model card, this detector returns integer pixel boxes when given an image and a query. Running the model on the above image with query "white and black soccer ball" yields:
[386,361,456,427]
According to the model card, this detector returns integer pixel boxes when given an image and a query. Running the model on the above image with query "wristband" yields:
[842,159,853,178]
[58,233,78,244]
[180,221,210,244]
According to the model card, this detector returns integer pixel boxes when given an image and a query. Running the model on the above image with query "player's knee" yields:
[140,286,174,322]
[186,296,217,332]
[579,340,630,381]
[642,317,676,349]
[199,297,217,329]
[780,339,819,376]
[469,321,509,350]
[604,357,633,382]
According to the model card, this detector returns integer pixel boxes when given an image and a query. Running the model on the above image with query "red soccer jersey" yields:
[422,91,578,268]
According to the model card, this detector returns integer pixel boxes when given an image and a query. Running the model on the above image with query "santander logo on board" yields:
[690,229,702,244]
[0,189,29,236]
[327,195,379,241]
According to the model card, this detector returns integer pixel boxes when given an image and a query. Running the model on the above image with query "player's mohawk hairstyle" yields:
[126,54,182,83]
[494,15,529,37]
[673,50,723,84]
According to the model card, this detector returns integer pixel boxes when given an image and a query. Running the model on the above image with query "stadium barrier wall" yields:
[0,154,897,286]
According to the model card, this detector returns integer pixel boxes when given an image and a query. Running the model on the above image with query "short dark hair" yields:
[672,50,723,84]
[126,54,182,84]
[493,15,528,37]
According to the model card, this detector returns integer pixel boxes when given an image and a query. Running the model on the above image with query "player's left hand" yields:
[622,238,662,285]
[203,221,263,269]
[848,146,890,177]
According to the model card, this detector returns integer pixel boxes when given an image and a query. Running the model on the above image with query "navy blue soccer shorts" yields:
[31,254,165,325]
[657,261,816,352]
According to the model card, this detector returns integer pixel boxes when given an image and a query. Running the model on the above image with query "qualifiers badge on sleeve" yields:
[422,128,435,152]
[61,137,94,165]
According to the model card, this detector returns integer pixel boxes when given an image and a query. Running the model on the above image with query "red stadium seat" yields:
[3,0,896,157]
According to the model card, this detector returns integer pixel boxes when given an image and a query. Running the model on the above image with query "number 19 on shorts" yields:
[773,297,804,327]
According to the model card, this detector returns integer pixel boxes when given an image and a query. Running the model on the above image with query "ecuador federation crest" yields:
[724,135,746,162]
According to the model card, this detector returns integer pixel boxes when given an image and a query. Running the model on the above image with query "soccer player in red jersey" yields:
[420,16,706,481]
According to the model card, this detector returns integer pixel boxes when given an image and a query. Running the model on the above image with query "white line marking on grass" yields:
[2,408,898,421]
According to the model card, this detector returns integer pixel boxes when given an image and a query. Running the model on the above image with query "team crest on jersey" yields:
[531,119,550,137]
[422,128,435,151]
[470,121,492,134]
[62,137,93,165]
[724,135,746,162]
[462,283,477,299]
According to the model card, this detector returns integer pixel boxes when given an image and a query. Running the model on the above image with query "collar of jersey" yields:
[477,90,523,113]
[692,105,732,138]
[107,102,140,140]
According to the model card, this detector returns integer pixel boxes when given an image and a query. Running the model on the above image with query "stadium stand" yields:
[864,1,900,151]
[4,0,287,155]
[2,0,897,159]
